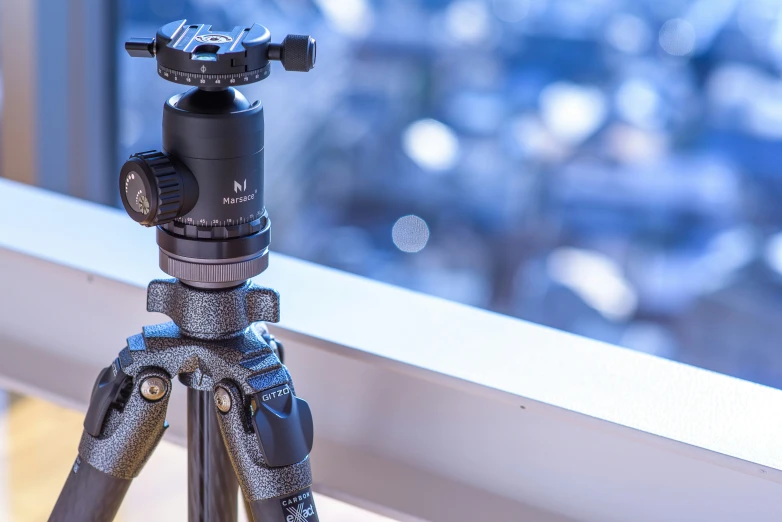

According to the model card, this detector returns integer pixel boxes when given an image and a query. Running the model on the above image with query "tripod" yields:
[49,20,319,522]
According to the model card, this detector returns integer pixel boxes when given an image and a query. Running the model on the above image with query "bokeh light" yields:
[492,0,530,23]
[615,79,663,129]
[659,18,696,56]
[606,14,652,54]
[314,0,374,37]
[547,248,638,321]
[402,119,460,172]
[539,82,607,144]
[445,0,492,44]
[392,215,430,253]
[764,233,782,276]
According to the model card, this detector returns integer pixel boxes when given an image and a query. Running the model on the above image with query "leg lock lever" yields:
[83,358,134,437]
[250,384,314,467]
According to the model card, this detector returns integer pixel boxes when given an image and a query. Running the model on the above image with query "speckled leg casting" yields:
[77,279,312,501]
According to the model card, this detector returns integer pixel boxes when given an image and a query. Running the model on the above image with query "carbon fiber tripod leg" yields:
[49,362,172,522]
[188,388,239,521]
[214,381,319,522]
[49,459,132,522]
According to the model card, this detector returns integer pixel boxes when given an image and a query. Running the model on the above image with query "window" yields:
[107,1,782,390]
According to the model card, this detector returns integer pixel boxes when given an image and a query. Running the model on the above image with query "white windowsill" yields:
[0,178,780,522]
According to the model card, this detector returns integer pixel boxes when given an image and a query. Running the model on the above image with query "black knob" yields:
[119,151,197,226]
[125,37,155,58]
[268,35,316,72]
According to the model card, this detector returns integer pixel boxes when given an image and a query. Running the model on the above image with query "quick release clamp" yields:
[125,21,316,86]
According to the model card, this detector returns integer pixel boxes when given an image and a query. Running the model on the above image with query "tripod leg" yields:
[213,381,320,522]
[49,362,172,522]
[188,387,239,522]
[48,458,132,522]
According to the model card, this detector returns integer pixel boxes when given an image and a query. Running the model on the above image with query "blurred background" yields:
[2,0,782,389]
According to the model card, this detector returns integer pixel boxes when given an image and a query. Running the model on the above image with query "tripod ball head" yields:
[119,20,316,287]
[125,20,316,89]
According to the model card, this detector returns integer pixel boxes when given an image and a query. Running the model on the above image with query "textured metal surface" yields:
[216,381,313,502]
[188,388,239,522]
[75,280,312,505]
[147,278,280,338]
[78,367,171,479]
[49,458,132,522]
[121,322,288,393]
[160,250,269,285]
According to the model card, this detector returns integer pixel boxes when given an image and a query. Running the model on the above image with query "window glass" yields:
[121,1,782,389]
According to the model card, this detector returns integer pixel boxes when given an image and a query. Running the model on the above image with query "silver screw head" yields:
[214,386,232,413]
[140,377,167,401]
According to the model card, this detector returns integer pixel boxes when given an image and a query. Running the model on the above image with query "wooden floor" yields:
[0,391,396,522]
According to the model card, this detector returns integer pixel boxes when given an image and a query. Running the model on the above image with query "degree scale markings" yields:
[177,212,264,227]
[158,65,270,86]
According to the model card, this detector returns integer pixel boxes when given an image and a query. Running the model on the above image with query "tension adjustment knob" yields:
[119,151,196,226]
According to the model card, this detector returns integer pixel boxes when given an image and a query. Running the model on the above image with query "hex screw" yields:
[215,386,232,413]
[140,376,167,401]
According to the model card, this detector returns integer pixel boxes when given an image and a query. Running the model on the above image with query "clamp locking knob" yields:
[268,35,317,72]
